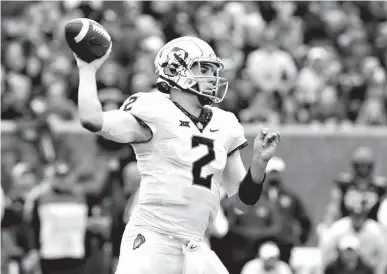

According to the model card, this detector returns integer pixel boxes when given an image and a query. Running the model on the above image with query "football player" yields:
[73,36,280,274]
[322,146,387,230]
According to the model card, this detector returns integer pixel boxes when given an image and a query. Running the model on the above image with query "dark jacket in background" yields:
[324,258,374,274]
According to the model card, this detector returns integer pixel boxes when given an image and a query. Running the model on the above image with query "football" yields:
[65,18,111,63]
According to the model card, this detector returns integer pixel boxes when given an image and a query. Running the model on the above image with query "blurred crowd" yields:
[1,1,387,126]
[1,1,387,274]
[2,144,387,274]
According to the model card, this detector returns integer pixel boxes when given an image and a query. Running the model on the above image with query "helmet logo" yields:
[160,47,189,77]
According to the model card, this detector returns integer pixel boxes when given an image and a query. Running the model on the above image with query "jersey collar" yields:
[171,100,213,133]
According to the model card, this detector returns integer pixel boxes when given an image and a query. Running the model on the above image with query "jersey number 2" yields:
[192,136,215,189]
[123,95,138,111]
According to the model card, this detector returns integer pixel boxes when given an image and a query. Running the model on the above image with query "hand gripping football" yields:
[65,18,111,63]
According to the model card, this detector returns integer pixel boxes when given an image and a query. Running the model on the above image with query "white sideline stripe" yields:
[74,19,89,43]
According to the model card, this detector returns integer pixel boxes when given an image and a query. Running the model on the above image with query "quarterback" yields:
[74,36,280,274]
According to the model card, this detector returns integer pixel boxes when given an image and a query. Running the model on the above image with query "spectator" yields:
[22,162,93,274]
[302,2,329,44]
[313,84,343,126]
[242,3,267,52]
[271,1,304,57]
[2,1,387,125]
[355,69,387,126]
[1,72,32,120]
[45,80,78,121]
[320,206,387,274]
[241,242,292,274]
[323,235,374,274]
[294,47,344,124]
[245,27,297,96]
[225,191,283,274]
[263,157,312,263]
[295,48,330,112]
[225,171,296,274]
[1,163,39,274]
[242,27,298,123]
[339,57,368,123]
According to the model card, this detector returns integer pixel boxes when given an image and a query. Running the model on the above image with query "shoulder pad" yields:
[210,106,230,119]
[210,107,241,132]
[336,173,352,184]
[374,176,387,187]
[121,92,164,109]
[120,92,166,124]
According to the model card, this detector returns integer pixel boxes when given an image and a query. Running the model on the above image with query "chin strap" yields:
[197,93,213,106]
[157,77,214,106]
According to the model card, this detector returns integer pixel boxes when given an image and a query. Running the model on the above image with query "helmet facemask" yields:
[185,58,229,104]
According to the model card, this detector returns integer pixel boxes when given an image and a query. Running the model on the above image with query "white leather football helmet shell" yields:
[154,36,229,104]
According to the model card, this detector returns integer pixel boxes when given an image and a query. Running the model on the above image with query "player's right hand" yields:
[73,44,112,73]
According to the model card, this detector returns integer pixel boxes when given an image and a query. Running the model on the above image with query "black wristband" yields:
[238,167,266,205]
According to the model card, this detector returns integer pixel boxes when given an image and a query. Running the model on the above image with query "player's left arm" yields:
[223,124,280,212]
[223,150,252,212]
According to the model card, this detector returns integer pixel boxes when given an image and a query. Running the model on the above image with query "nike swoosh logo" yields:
[210,129,219,132]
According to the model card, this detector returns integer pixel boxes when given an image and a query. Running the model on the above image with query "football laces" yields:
[92,24,111,41]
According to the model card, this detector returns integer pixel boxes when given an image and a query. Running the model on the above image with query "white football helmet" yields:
[154,36,228,104]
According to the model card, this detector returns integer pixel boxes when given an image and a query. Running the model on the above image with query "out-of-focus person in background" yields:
[319,205,387,274]
[2,1,386,127]
[22,161,109,274]
[226,184,283,274]
[226,192,282,273]
[1,163,39,274]
[355,68,387,126]
[242,26,298,124]
[241,242,293,274]
[323,235,374,274]
[322,146,387,230]
[271,1,304,58]
[294,47,344,125]
[263,157,312,264]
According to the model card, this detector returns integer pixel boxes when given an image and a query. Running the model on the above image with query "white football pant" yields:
[115,224,229,274]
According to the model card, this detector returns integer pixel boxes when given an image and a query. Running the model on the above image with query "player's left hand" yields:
[253,126,280,163]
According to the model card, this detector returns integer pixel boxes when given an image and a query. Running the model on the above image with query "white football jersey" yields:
[119,91,247,240]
